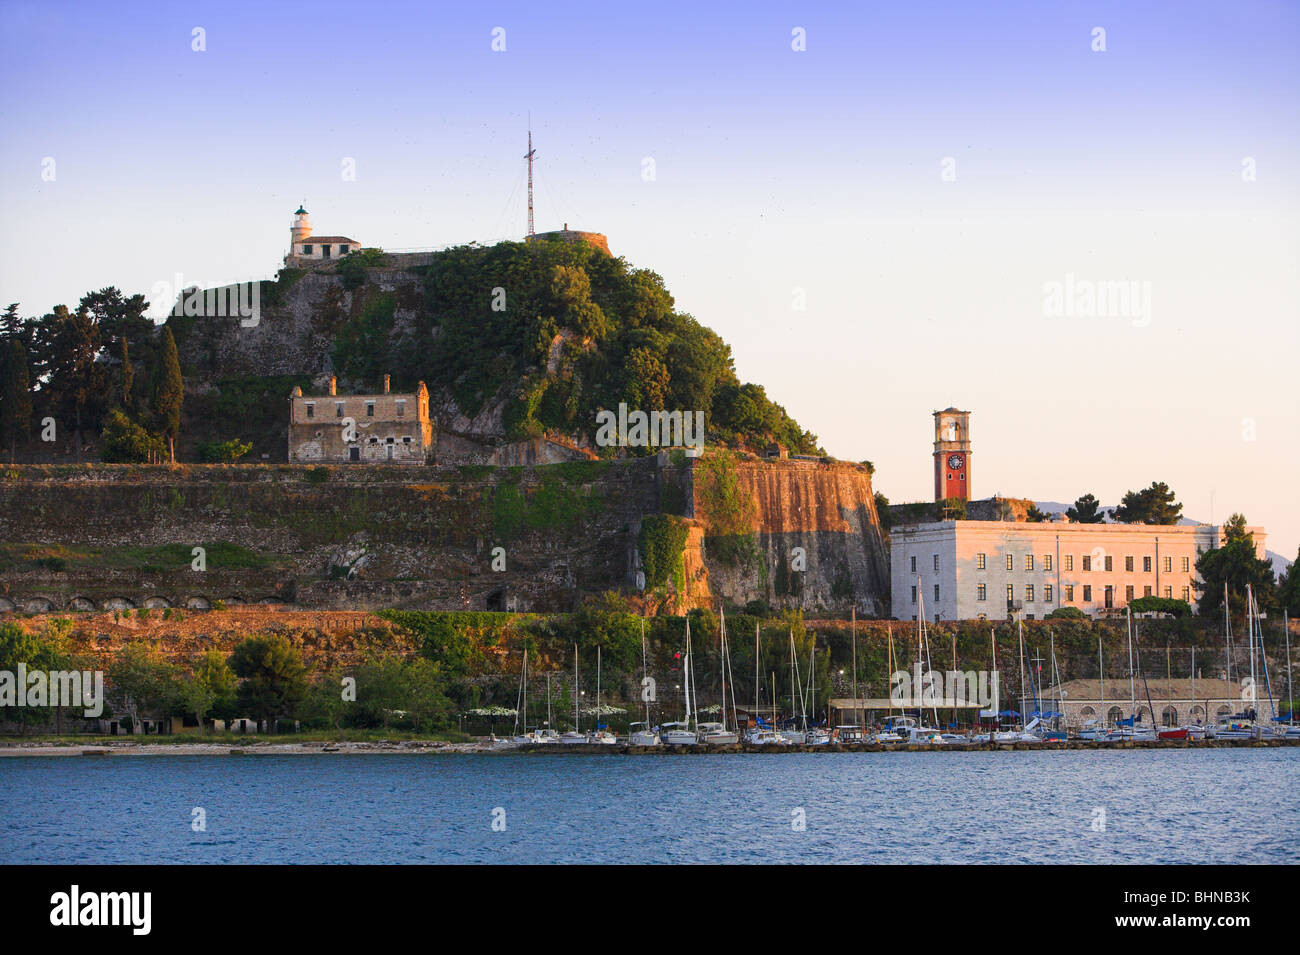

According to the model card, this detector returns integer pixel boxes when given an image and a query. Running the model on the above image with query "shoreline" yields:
[2,737,1297,757]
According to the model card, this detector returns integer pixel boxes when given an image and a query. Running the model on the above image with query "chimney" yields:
[383,374,391,395]
[328,376,337,396]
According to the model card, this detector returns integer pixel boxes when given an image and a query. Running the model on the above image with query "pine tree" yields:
[1066,492,1106,523]
[153,326,183,463]
[2,339,32,462]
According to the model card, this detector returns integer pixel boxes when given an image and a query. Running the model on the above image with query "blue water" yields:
[3,751,1296,864]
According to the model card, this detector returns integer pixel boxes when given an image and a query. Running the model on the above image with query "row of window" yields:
[304,400,406,419]
[912,553,1191,574]
[911,582,1193,606]
[300,244,353,256]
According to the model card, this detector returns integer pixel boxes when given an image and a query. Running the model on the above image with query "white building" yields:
[890,519,1267,621]
[284,205,361,265]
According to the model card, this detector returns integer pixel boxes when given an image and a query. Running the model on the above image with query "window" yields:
[1144,585,1153,598]
[403,436,411,444]
[1143,556,1152,572]
[1104,585,1113,609]
[396,400,405,418]
[1163,556,1172,573]
[1125,556,1134,572]
[1064,555,1074,571]
[1065,585,1075,601]
[977,583,987,601]
[933,584,940,602]
[1164,586,1173,599]
[385,437,394,444]
[910,556,916,573]
[1181,586,1190,602]
[1104,555,1113,571]
[335,402,344,417]
[302,244,313,254]
[339,244,350,254]
[976,553,986,570]
[366,402,375,417]
[1025,584,1035,602]
[305,403,314,419]
[933,554,939,571]
[1006,553,1014,571]
[1025,555,1034,572]
[1181,556,1190,573]
[322,245,332,258]
[1007,584,1014,603]
[1083,585,1092,602]
[1044,584,1053,602]
[1125,585,1134,602]
[910,586,917,605]
[1044,554,1053,571]
[1082,555,1092,572]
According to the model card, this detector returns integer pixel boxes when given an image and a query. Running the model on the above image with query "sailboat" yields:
[629,618,661,746]
[1076,635,1109,741]
[588,645,618,744]
[778,629,808,744]
[511,649,559,743]
[1106,607,1155,741]
[806,639,831,744]
[907,581,950,744]
[560,643,587,744]
[661,617,700,745]
[699,607,740,744]
[745,623,784,744]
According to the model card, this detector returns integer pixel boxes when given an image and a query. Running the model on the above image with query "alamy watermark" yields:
[1042,273,1151,328]
[595,403,704,452]
[889,665,1000,708]
[0,665,104,717]
[149,273,261,327]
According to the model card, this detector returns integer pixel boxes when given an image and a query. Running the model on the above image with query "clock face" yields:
[947,454,964,469]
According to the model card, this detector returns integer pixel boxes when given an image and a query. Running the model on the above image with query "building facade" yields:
[288,375,433,464]
[890,519,1267,621]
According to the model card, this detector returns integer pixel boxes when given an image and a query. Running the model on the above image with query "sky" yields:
[1,0,1297,557]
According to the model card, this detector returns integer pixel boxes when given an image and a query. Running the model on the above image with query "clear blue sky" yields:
[2,0,1297,557]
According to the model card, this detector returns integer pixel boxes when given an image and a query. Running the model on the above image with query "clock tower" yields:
[933,408,972,502]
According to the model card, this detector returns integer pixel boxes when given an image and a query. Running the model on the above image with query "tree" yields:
[39,305,107,462]
[1278,547,1300,616]
[1025,504,1048,523]
[0,622,65,734]
[229,635,308,727]
[1066,493,1106,523]
[2,339,32,462]
[152,326,183,463]
[118,333,133,409]
[0,303,21,341]
[197,438,252,462]
[100,408,164,463]
[1113,481,1183,525]
[179,649,236,729]
[108,642,180,727]
[1195,513,1277,620]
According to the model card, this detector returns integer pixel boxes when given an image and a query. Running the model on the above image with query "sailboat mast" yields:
[1224,582,1233,686]
[573,642,579,732]
[641,619,650,726]
[1127,607,1136,721]
[1098,635,1104,726]
[684,618,693,726]
[1018,616,1028,727]
[1286,611,1294,724]
[596,645,602,733]
[754,622,760,732]
[851,607,860,732]
[887,624,895,722]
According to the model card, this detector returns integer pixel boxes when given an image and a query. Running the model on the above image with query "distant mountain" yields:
[1032,502,1292,580]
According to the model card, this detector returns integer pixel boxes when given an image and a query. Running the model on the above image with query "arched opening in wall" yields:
[485,588,506,612]
[185,596,211,610]
[1190,705,1206,724]
[143,597,171,609]
[1106,706,1123,724]
[1161,706,1178,726]
[1216,704,1232,716]
[102,597,136,611]
[1079,706,1096,718]
[69,597,96,611]
[23,597,54,612]
[0,597,15,612]
[1136,706,1153,726]
[223,597,245,606]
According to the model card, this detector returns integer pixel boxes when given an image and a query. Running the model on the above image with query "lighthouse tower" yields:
[290,205,312,250]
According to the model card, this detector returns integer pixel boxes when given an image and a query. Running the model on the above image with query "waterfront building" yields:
[889,519,1267,621]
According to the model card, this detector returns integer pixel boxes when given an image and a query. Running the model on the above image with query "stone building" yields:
[890,519,1267,621]
[284,206,361,266]
[288,375,433,464]
[1039,677,1271,729]
[525,223,611,256]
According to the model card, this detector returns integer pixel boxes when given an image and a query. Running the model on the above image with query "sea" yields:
[3,750,1296,864]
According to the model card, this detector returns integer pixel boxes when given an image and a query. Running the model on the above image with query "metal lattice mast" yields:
[524,129,536,237]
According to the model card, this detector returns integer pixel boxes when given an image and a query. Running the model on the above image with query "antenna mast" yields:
[524,128,537,237]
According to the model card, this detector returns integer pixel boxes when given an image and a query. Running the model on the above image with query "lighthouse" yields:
[290,205,312,249]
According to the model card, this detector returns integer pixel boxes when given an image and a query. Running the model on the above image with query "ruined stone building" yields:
[288,375,433,464]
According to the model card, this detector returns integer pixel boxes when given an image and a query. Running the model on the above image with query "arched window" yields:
[1216,704,1232,716]
[1080,706,1095,717]
[1161,706,1178,726]
[1107,706,1123,724]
